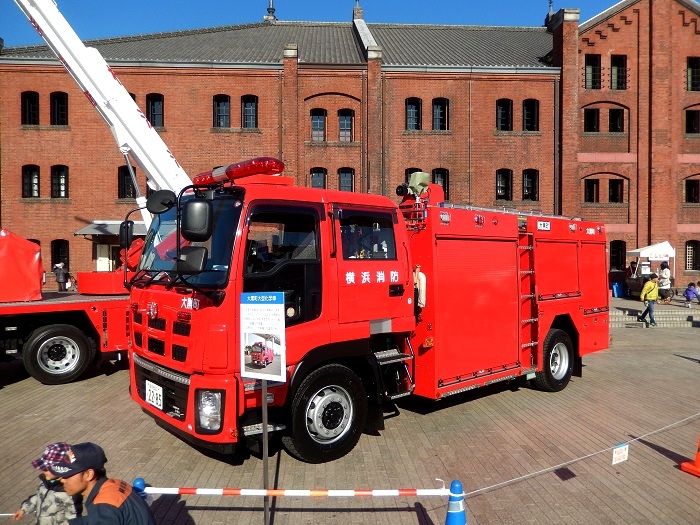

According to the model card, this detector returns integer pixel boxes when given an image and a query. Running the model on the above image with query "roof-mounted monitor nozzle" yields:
[396,171,430,198]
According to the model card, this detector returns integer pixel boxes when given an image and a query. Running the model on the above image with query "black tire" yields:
[282,364,367,463]
[533,329,573,393]
[22,325,93,384]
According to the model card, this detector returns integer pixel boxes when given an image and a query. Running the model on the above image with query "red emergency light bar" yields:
[192,157,285,185]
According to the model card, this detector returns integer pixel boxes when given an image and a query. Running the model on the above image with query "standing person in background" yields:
[625,261,637,278]
[638,273,659,327]
[53,263,68,292]
[657,261,672,304]
[49,442,155,525]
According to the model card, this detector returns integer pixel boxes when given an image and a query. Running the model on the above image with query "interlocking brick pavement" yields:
[1,326,698,524]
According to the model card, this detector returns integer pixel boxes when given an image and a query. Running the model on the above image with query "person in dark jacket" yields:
[53,263,68,292]
[49,443,155,525]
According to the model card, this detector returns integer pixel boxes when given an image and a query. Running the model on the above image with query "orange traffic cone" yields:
[680,438,700,477]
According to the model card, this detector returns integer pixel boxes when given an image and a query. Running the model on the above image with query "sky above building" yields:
[1,0,620,48]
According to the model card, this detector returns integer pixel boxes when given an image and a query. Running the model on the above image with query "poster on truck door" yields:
[240,292,286,382]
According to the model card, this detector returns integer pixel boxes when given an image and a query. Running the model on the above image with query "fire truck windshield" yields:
[138,194,242,288]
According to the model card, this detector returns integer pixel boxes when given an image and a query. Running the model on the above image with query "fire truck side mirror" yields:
[119,220,134,249]
[176,246,208,275]
[181,200,213,242]
[146,190,177,214]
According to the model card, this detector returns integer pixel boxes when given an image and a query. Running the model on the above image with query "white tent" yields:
[626,241,675,260]
[626,241,675,278]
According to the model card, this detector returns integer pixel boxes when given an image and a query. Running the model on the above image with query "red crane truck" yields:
[4,0,194,384]
[124,161,610,463]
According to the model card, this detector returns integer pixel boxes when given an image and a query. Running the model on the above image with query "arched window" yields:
[338,168,354,192]
[118,165,136,199]
[610,240,626,272]
[338,109,354,142]
[22,165,40,198]
[432,98,449,130]
[51,165,69,198]
[523,99,539,131]
[21,91,40,125]
[213,94,230,128]
[686,176,700,203]
[310,167,326,188]
[432,168,449,200]
[310,109,326,141]
[146,93,164,127]
[405,98,422,130]
[405,167,422,184]
[50,91,69,126]
[496,99,513,131]
[241,95,258,128]
[522,169,539,201]
[687,240,700,270]
[496,169,513,200]
[51,239,69,271]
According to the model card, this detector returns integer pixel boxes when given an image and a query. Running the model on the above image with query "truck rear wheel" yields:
[282,364,367,463]
[22,325,92,385]
[533,329,573,392]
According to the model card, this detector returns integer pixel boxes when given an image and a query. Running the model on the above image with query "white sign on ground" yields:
[612,443,629,465]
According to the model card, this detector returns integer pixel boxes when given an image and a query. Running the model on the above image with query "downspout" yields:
[468,76,472,204]
[554,77,561,214]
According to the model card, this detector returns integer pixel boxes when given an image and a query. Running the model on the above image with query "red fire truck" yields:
[125,160,610,463]
[248,342,274,368]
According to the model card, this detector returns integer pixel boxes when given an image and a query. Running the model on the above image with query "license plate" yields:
[145,380,163,410]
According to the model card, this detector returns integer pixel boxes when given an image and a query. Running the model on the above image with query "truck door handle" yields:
[389,284,405,297]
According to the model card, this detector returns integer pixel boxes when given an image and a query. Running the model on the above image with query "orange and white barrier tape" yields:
[143,487,451,497]
[136,477,452,498]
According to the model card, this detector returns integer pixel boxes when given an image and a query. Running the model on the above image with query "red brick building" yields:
[0,0,699,285]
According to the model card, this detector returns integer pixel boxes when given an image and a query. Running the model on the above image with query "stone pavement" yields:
[1,326,698,525]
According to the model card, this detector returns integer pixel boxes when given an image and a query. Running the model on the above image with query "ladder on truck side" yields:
[14,0,192,226]
[518,219,538,373]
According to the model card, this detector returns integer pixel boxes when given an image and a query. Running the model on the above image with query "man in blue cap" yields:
[49,443,155,525]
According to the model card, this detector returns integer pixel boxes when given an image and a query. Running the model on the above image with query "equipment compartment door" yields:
[433,238,520,381]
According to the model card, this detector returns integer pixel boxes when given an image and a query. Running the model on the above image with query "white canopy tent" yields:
[626,241,675,278]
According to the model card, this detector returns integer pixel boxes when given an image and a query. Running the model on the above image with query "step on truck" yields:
[124,162,610,463]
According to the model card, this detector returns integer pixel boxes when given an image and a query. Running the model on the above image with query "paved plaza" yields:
[1,325,698,524]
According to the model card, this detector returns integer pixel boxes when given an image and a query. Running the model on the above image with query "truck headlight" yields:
[196,390,224,433]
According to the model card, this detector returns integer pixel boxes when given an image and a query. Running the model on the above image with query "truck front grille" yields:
[148,337,165,356]
[133,354,189,421]
[172,344,188,362]
[148,318,166,331]
[173,322,191,336]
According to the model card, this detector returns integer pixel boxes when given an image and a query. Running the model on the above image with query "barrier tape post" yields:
[444,480,467,525]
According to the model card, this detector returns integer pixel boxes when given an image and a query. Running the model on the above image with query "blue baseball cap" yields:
[49,442,107,478]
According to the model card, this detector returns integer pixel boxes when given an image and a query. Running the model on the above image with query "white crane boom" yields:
[14,0,192,226]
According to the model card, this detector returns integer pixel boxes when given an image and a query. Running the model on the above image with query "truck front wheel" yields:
[282,364,367,463]
[533,329,573,392]
[22,325,93,385]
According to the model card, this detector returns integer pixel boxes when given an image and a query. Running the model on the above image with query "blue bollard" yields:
[444,480,467,525]
[132,477,152,505]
